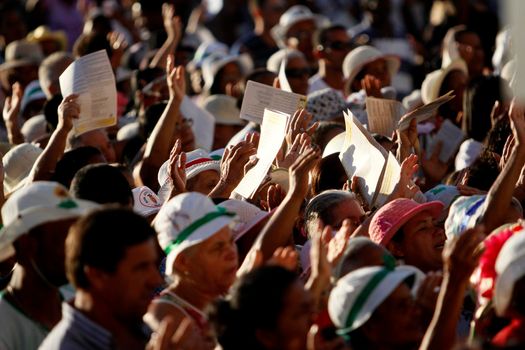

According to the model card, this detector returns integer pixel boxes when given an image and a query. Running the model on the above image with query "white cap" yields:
[328,266,415,334]
[132,186,162,217]
[21,114,48,143]
[2,143,43,195]
[201,53,252,92]
[494,232,525,316]
[454,138,483,171]
[154,192,236,275]
[270,5,329,48]
[202,94,244,126]
[267,48,305,74]
[219,199,270,241]
[0,181,98,262]
[343,45,400,87]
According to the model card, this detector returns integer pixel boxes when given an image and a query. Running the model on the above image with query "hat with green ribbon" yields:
[328,265,416,335]
[154,192,236,275]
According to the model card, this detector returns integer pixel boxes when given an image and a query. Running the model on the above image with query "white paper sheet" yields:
[339,110,389,207]
[374,152,401,207]
[278,58,293,93]
[365,97,404,137]
[233,109,289,199]
[240,80,307,124]
[59,50,117,136]
[397,91,455,131]
[430,119,465,163]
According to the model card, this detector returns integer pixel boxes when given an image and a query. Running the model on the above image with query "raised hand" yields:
[162,3,182,43]
[288,145,321,198]
[166,55,185,104]
[2,82,22,125]
[443,225,485,283]
[276,132,311,169]
[220,141,257,189]
[388,153,420,201]
[260,183,286,212]
[509,98,525,148]
[327,219,353,267]
[57,94,80,132]
[285,109,318,150]
[166,140,186,200]
[362,74,382,98]
[268,246,299,271]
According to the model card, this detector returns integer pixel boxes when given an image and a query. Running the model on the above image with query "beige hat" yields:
[270,5,329,48]
[202,94,244,126]
[2,143,43,195]
[0,40,44,71]
[343,45,400,88]
[26,25,67,51]
[421,59,468,104]
[21,114,48,143]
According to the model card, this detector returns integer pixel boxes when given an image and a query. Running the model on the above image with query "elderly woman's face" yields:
[182,226,239,295]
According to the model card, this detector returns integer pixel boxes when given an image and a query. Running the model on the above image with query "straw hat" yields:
[342,45,400,88]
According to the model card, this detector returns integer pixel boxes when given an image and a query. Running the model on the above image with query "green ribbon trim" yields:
[337,267,392,335]
[164,207,235,255]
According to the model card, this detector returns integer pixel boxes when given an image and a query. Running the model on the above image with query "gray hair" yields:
[38,52,74,99]
[304,190,357,238]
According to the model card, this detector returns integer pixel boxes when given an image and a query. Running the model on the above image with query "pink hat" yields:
[369,199,444,246]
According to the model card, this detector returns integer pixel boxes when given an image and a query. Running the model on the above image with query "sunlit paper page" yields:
[365,97,404,137]
[430,119,465,163]
[233,109,289,199]
[59,50,117,136]
[339,111,388,207]
[375,152,401,207]
[397,91,455,131]
[240,80,306,124]
[278,59,293,93]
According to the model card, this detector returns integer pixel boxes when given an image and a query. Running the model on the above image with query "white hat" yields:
[270,5,329,48]
[20,80,46,114]
[21,114,48,143]
[154,192,236,275]
[0,181,97,262]
[2,143,43,195]
[201,53,252,92]
[322,132,345,158]
[342,45,400,88]
[421,59,468,104]
[202,94,244,126]
[267,48,305,74]
[494,232,525,316]
[0,40,44,71]
[454,138,483,171]
[189,41,229,70]
[307,88,348,122]
[328,265,416,334]
[132,186,162,217]
[157,149,221,201]
[219,199,270,241]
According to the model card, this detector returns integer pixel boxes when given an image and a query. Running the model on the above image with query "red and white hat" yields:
[132,186,162,217]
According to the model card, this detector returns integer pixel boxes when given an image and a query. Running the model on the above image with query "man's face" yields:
[365,282,423,347]
[103,238,163,324]
[79,130,115,163]
[321,29,352,69]
[394,211,446,272]
[285,56,310,95]
[186,170,220,195]
[184,226,239,296]
[31,218,78,287]
[273,280,314,350]
[456,32,484,77]
[286,19,317,62]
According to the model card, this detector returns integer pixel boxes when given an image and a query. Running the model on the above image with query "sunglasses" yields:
[326,41,353,51]
[285,68,310,79]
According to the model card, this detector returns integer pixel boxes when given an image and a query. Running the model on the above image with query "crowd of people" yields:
[0,0,523,349]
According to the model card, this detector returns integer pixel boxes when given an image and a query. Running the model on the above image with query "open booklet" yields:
[59,50,117,136]
[240,80,306,124]
[233,108,289,199]
[365,91,456,137]
[339,110,401,208]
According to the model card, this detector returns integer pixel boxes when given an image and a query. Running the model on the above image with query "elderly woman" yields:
[144,192,238,347]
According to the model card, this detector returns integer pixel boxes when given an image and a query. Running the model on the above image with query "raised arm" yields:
[26,94,80,183]
[149,4,182,70]
[482,99,525,233]
[252,145,321,261]
[2,83,24,145]
[139,55,185,191]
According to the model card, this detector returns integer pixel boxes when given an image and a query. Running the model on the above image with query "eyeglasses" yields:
[285,68,310,79]
[326,41,353,51]
[175,118,193,131]
[287,30,314,41]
